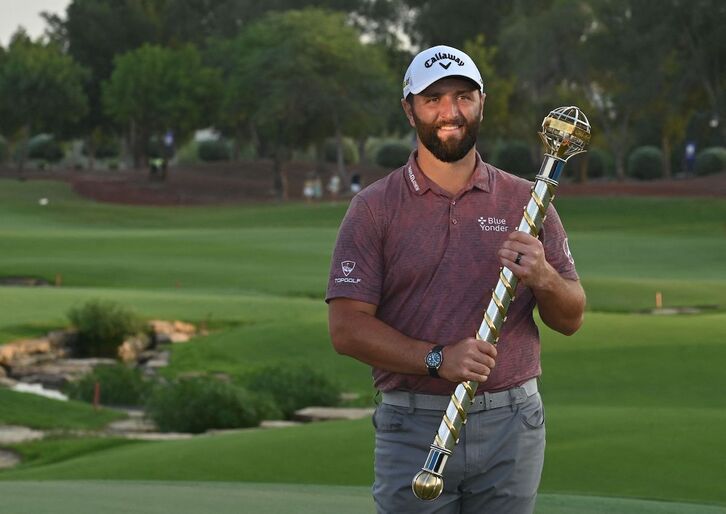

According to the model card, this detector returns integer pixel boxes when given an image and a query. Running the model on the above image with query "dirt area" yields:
[1,160,724,206]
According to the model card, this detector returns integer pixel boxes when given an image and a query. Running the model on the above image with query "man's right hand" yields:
[438,337,497,383]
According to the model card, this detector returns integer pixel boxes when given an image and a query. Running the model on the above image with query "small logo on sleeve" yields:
[336,260,361,284]
[341,261,356,276]
[563,238,575,264]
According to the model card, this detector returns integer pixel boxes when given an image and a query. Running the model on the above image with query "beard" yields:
[412,109,480,163]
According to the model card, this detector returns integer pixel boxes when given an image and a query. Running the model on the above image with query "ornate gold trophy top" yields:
[539,106,591,161]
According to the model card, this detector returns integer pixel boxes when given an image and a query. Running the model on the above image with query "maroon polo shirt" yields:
[326,152,579,395]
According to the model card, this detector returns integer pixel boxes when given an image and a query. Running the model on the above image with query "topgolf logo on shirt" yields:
[341,261,356,276]
[336,260,361,284]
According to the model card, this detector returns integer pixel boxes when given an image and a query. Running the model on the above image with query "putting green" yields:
[0,482,723,514]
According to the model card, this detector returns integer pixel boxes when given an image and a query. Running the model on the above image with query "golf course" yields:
[0,177,725,513]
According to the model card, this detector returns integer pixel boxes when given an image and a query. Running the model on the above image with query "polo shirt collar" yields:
[405,151,491,196]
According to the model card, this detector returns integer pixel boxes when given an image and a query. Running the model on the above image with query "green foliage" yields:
[323,138,359,165]
[0,33,88,138]
[492,140,535,178]
[64,364,152,406]
[245,364,340,419]
[103,44,222,161]
[82,133,120,159]
[217,8,396,197]
[26,134,64,162]
[627,145,664,180]
[145,376,275,433]
[587,148,615,179]
[67,299,143,358]
[0,135,7,162]
[375,141,411,169]
[198,139,231,162]
[694,147,726,176]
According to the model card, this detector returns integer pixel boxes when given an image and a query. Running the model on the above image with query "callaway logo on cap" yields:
[402,45,484,99]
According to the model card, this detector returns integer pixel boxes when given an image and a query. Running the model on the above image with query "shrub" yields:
[145,376,276,433]
[245,364,340,419]
[27,134,64,162]
[627,146,664,180]
[324,138,359,165]
[694,147,726,176]
[64,364,151,406]
[198,139,231,162]
[0,136,7,162]
[375,142,411,169]
[587,148,614,179]
[83,135,120,159]
[492,140,536,178]
[67,299,143,358]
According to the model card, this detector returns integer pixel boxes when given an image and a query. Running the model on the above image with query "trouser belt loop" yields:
[407,391,416,414]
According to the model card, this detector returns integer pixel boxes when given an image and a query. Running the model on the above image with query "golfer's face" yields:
[411,77,483,140]
[407,77,484,163]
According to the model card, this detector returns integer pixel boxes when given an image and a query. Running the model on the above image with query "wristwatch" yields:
[425,345,444,378]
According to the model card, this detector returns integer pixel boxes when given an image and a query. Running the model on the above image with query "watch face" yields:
[426,351,442,368]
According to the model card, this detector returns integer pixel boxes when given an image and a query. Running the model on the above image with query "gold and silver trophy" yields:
[411,106,592,501]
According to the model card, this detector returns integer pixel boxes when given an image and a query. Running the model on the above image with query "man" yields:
[326,45,585,514]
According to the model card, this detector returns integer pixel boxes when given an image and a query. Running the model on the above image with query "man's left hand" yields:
[497,231,554,290]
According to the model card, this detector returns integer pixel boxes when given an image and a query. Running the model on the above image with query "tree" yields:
[102,44,221,168]
[221,8,396,199]
[462,35,514,159]
[0,31,88,171]
[51,0,160,167]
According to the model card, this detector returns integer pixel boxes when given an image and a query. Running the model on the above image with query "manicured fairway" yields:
[0,482,724,514]
[1,179,725,512]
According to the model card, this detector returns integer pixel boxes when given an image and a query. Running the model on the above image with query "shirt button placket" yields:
[450,200,457,225]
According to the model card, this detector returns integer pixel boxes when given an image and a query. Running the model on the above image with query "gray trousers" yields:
[373,392,545,514]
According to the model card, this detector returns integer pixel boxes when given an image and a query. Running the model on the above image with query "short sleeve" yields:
[325,195,384,305]
[541,204,579,281]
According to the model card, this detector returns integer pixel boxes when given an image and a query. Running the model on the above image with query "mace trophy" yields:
[411,106,592,501]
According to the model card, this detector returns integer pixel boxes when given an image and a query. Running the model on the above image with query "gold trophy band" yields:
[411,106,592,501]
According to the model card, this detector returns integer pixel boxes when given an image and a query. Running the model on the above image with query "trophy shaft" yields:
[412,107,590,502]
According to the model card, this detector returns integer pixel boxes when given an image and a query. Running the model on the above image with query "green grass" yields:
[1,179,725,510]
[0,389,125,430]
[0,181,724,311]
[0,482,724,514]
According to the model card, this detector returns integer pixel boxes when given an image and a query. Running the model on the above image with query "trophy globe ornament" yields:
[411,106,591,501]
[540,106,591,161]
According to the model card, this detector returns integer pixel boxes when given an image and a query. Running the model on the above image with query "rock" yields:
[293,406,374,422]
[47,329,78,348]
[0,426,45,445]
[143,350,170,369]
[0,449,21,470]
[149,319,196,344]
[118,334,151,363]
[0,365,6,379]
[0,338,52,364]
[0,377,18,388]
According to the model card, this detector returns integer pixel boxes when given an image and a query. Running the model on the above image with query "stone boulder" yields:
[118,334,152,363]
[0,338,54,367]
[149,320,197,344]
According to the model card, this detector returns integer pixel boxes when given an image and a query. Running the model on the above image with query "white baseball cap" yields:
[402,45,484,99]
